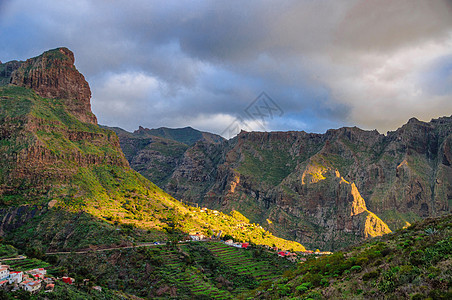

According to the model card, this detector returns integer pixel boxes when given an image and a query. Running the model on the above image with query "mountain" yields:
[132,125,225,146]
[103,125,224,188]
[118,118,452,251]
[0,48,303,253]
[249,213,452,299]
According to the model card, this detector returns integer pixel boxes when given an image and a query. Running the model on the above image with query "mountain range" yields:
[0,47,450,299]
[108,116,452,251]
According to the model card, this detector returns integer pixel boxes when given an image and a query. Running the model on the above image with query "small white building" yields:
[9,271,23,284]
[23,280,41,293]
[0,265,9,280]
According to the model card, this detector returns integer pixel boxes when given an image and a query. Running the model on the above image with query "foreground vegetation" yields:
[249,214,452,299]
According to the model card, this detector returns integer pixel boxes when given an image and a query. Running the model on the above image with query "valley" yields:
[111,117,452,251]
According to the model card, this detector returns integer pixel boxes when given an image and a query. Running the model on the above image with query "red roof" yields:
[242,243,249,248]
[278,251,288,256]
[62,277,73,284]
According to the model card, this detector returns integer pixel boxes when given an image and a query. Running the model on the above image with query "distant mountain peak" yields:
[129,125,225,146]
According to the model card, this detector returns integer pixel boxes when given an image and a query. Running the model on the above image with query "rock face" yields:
[119,117,452,250]
[8,47,97,124]
[0,60,21,86]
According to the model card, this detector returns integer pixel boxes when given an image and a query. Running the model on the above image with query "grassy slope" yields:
[0,85,303,253]
[249,214,452,299]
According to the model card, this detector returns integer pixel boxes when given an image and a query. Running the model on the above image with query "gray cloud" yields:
[1,0,451,136]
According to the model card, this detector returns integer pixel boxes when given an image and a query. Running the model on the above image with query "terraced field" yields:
[1,258,50,271]
[205,243,284,282]
[160,249,233,299]
[51,241,295,299]
[137,242,295,299]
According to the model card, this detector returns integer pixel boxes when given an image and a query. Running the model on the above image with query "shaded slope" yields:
[104,125,225,188]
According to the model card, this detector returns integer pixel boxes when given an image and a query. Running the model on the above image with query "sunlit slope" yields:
[0,84,303,252]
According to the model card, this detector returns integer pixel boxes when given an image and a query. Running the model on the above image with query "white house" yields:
[9,271,23,284]
[189,233,206,241]
[0,265,9,280]
[23,280,41,293]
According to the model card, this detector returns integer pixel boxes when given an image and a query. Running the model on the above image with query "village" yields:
[186,207,333,263]
[0,263,102,294]
[0,235,331,296]
[188,231,333,263]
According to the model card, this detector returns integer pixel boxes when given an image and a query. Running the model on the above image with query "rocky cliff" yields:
[1,47,97,124]
[119,117,452,250]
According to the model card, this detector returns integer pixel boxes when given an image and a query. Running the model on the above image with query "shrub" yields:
[350,265,362,272]
[362,270,380,281]
[320,278,329,287]
[381,247,392,257]
[305,291,323,299]
[410,293,424,300]
[296,282,311,294]
[409,250,424,266]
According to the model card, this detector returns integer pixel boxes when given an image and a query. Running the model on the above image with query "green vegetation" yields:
[2,258,50,271]
[51,241,296,299]
[0,243,18,259]
[249,214,452,299]
[237,141,298,186]
[0,282,131,300]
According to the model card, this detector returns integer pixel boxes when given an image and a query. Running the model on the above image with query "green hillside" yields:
[249,214,452,299]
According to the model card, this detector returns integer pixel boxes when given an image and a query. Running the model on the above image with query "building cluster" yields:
[0,265,53,293]
[188,232,207,241]
[0,264,78,294]
[224,240,250,249]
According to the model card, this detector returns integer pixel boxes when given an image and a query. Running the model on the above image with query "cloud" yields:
[1,0,451,136]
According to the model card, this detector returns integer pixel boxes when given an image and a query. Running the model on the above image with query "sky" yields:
[1,0,451,138]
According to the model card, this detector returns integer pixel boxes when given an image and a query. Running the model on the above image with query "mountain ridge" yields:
[116,115,452,251]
